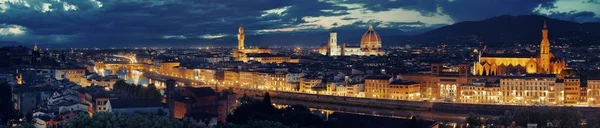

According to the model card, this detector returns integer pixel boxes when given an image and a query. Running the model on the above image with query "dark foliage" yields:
[112,80,161,99]
[227,93,323,127]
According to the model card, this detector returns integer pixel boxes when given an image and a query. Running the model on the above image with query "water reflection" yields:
[104,70,150,86]
[273,99,468,126]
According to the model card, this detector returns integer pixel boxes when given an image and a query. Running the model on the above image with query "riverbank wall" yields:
[233,88,600,115]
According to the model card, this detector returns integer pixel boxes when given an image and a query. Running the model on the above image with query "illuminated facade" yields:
[364,76,420,100]
[223,70,239,88]
[587,78,600,104]
[246,53,298,64]
[563,77,580,104]
[232,26,273,61]
[56,68,87,86]
[364,76,391,99]
[402,64,473,101]
[299,75,323,93]
[474,21,566,76]
[499,75,558,105]
[460,81,501,104]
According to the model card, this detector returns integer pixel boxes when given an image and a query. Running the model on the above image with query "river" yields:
[273,99,469,127]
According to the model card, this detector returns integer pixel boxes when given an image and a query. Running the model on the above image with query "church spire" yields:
[16,69,23,85]
[543,20,547,29]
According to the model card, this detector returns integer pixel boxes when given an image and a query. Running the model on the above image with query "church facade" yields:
[473,21,566,76]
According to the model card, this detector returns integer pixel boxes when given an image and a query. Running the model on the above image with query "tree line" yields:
[112,80,161,99]
[465,107,600,128]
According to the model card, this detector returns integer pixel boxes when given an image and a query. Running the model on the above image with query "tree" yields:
[466,112,482,128]
[0,82,16,125]
[113,80,128,91]
[227,96,323,127]
[498,107,585,128]
[145,83,161,99]
[68,112,207,128]
[263,92,272,106]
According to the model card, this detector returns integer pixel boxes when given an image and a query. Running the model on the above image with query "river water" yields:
[273,99,468,127]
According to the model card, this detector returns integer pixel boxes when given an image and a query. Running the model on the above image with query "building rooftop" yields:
[389,80,418,85]
[365,75,392,80]
[246,53,288,57]
[500,74,557,79]
[185,87,216,97]
[481,53,536,58]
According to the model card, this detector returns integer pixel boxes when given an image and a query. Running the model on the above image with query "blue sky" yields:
[0,0,599,47]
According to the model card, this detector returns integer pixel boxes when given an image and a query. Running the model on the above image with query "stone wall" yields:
[233,87,600,116]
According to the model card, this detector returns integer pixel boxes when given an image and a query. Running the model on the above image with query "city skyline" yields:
[3,1,600,128]
[1,0,600,48]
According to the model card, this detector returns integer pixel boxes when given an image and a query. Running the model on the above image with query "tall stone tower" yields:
[539,20,551,73]
[238,26,245,50]
[328,32,338,56]
[33,43,38,52]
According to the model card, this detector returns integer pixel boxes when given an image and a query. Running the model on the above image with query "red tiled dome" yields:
[361,25,381,45]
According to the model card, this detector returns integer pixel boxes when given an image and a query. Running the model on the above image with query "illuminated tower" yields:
[238,26,245,50]
[16,69,23,85]
[539,20,551,73]
[327,32,339,56]
[33,43,38,52]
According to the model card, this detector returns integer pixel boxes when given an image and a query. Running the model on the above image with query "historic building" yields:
[473,21,566,76]
[319,25,383,56]
[232,26,272,60]
[232,26,297,63]
[364,75,420,100]
[402,64,474,101]
[460,80,501,104]
[564,77,580,104]
[361,25,384,56]
[587,77,600,104]
[499,74,560,105]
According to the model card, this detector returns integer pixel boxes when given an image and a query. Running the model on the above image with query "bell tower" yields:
[540,20,551,73]
[238,25,245,50]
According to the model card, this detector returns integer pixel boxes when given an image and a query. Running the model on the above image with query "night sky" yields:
[0,0,599,48]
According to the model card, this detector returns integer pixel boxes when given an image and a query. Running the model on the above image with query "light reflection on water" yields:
[112,70,150,86]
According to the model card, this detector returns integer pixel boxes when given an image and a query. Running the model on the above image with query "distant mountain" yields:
[240,28,405,47]
[403,15,600,46]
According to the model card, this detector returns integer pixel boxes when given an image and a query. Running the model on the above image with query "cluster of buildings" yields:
[5,69,170,127]
[231,26,299,64]
[318,25,385,56]
[133,21,600,106]
[1,44,240,127]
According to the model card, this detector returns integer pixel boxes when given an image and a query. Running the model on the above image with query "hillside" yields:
[404,15,600,46]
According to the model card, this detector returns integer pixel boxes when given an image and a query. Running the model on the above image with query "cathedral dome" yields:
[361,25,381,45]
